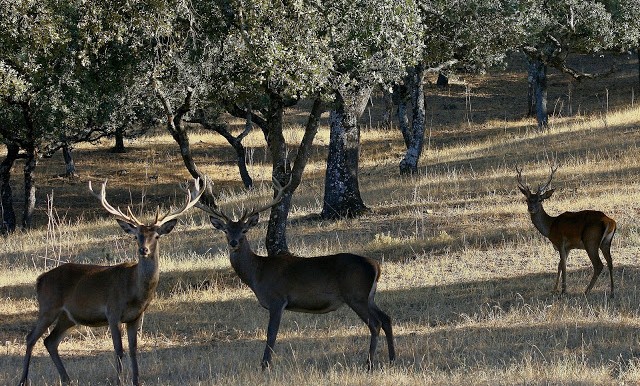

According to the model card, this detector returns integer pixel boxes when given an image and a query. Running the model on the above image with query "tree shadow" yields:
[5,265,640,384]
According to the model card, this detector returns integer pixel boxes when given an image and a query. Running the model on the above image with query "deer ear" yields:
[157,219,177,236]
[116,219,138,235]
[210,216,226,230]
[541,189,555,199]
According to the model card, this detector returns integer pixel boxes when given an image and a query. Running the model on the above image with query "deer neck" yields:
[134,250,160,300]
[228,238,260,289]
[530,205,554,239]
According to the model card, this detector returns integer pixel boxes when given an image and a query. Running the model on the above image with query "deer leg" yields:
[585,245,604,296]
[126,317,142,386]
[349,300,381,370]
[262,302,286,370]
[19,310,60,386]
[600,242,614,298]
[43,313,75,384]
[108,318,125,385]
[371,303,395,362]
[557,248,568,295]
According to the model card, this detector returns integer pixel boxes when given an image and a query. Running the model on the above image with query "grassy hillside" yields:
[1,54,640,385]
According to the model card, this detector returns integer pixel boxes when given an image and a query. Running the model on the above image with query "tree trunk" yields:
[530,58,548,129]
[382,88,394,128]
[155,86,217,208]
[62,144,78,177]
[321,88,370,220]
[264,98,324,255]
[400,64,426,175]
[393,82,411,148]
[22,146,37,229]
[112,126,126,153]
[195,110,254,188]
[527,59,537,117]
[0,143,19,233]
[262,94,290,255]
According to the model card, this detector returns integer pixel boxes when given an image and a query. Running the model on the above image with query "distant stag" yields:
[187,178,395,369]
[516,166,616,297]
[19,179,205,386]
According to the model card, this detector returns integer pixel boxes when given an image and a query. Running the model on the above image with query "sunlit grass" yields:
[2,60,640,384]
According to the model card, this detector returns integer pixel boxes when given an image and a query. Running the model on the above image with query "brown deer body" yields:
[517,166,616,297]
[19,179,204,386]
[192,179,395,369]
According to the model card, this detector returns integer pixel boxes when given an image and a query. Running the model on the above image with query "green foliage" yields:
[521,0,614,56]
[420,0,524,71]
[326,0,423,91]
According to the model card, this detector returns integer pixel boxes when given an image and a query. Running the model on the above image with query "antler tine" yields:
[156,178,208,225]
[515,165,530,192]
[178,177,231,223]
[241,176,292,221]
[538,163,558,194]
[89,180,144,225]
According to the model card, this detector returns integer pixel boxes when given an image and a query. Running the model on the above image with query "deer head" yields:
[89,178,206,257]
[516,164,557,214]
[184,176,289,250]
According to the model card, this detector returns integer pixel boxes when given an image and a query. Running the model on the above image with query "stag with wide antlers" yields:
[516,165,616,297]
[188,178,395,369]
[19,179,205,386]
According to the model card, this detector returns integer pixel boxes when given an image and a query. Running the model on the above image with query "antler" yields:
[89,180,144,226]
[90,178,206,226]
[155,178,207,226]
[184,176,291,223]
[515,165,530,193]
[179,176,230,223]
[537,164,558,194]
[240,176,292,221]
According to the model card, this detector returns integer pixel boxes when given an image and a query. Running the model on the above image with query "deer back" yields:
[550,210,616,249]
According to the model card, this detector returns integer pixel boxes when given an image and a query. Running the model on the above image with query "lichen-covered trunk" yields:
[321,88,370,219]
[530,59,548,129]
[527,60,536,117]
[0,143,19,233]
[393,82,411,148]
[400,64,426,175]
[263,95,290,255]
[22,146,37,229]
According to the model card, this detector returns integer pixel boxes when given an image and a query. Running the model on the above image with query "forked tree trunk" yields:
[0,143,19,233]
[154,86,217,208]
[194,109,254,188]
[321,88,370,219]
[265,98,324,255]
[399,64,426,175]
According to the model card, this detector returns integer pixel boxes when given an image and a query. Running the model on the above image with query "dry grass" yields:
[2,54,640,385]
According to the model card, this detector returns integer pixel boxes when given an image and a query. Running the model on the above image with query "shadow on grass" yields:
[4,264,640,384]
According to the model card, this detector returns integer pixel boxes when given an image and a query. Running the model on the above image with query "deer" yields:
[186,178,395,370]
[516,165,616,297]
[19,178,205,386]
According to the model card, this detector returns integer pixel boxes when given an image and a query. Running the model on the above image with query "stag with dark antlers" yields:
[187,178,395,370]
